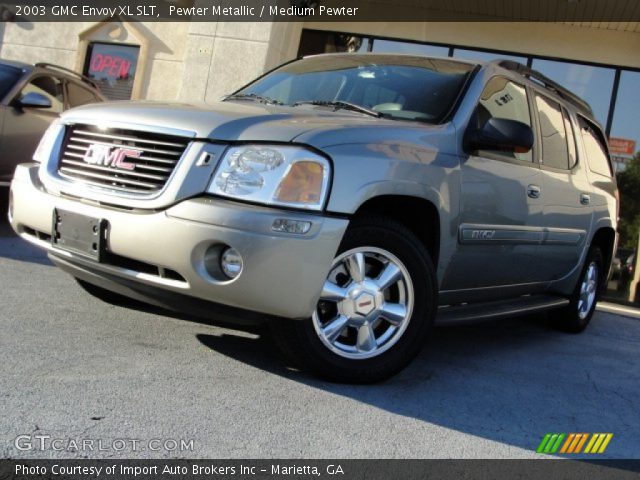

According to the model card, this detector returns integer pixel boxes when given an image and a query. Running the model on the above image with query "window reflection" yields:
[476,77,532,162]
[531,59,615,127]
[372,40,449,57]
[453,48,527,65]
[297,30,369,57]
[535,94,570,170]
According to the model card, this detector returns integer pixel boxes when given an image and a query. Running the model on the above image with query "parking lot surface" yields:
[1,217,639,459]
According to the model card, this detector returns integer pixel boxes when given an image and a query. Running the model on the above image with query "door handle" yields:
[527,184,541,199]
[580,193,591,205]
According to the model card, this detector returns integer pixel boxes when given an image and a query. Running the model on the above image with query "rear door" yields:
[443,76,545,291]
[534,92,593,280]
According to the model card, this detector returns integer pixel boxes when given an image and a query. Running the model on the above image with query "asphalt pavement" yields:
[0,209,639,459]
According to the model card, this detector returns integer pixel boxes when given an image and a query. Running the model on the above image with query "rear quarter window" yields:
[578,116,612,177]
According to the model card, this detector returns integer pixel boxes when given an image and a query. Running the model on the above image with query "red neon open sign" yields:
[89,54,132,78]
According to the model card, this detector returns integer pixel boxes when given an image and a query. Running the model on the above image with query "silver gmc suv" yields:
[8,54,618,383]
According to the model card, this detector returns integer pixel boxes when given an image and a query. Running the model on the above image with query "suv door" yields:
[0,64,25,183]
[0,74,63,182]
[443,76,545,292]
[533,93,593,281]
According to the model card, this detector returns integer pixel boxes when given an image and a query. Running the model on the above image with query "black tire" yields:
[270,215,438,383]
[0,187,8,220]
[550,246,604,333]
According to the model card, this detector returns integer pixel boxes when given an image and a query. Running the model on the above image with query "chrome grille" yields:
[58,125,190,194]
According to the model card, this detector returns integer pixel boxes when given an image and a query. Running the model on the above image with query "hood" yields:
[63,100,441,149]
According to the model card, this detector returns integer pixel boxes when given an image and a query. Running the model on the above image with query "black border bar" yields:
[3,0,640,22]
[3,459,640,480]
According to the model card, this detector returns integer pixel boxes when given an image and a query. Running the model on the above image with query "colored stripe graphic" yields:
[585,433,613,454]
[598,434,613,453]
[537,434,552,453]
[560,434,575,453]
[544,434,559,453]
[549,434,565,453]
[568,434,582,453]
[537,434,565,454]
[575,433,589,453]
[569,433,588,453]
[584,434,598,453]
[540,433,613,454]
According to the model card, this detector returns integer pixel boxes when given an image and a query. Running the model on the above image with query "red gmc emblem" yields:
[83,144,141,171]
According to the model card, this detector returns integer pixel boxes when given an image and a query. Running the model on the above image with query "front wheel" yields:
[271,216,437,383]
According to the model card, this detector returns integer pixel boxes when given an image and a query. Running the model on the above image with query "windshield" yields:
[232,54,476,123]
[0,64,23,101]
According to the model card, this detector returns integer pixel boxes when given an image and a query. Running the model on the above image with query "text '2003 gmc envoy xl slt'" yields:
[9,54,618,383]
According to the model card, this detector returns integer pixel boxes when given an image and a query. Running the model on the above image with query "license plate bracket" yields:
[52,209,106,261]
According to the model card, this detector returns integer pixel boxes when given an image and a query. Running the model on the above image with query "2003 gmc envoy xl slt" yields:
[8,54,618,382]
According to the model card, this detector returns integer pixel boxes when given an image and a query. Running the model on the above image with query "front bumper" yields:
[9,164,349,319]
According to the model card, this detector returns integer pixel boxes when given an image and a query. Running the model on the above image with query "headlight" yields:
[33,120,64,163]
[208,145,331,211]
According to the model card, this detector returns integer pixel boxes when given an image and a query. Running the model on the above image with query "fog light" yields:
[220,247,243,279]
[271,218,312,235]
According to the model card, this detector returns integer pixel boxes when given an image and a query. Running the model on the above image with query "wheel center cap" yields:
[354,291,376,316]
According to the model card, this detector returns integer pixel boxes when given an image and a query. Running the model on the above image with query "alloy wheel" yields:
[577,261,598,320]
[312,247,414,360]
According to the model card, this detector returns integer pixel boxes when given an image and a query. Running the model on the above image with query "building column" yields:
[630,232,640,304]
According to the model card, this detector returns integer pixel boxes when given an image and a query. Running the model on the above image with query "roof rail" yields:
[34,63,99,90]
[494,60,593,117]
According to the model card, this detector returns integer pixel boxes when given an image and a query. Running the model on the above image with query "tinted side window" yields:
[67,82,99,108]
[476,77,532,162]
[535,94,569,169]
[20,75,64,113]
[579,117,612,177]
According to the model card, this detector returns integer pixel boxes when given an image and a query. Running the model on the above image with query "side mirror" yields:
[14,92,52,110]
[465,117,534,153]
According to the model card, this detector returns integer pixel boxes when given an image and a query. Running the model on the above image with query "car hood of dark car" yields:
[62,100,444,149]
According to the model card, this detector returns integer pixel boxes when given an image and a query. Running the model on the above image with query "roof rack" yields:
[34,63,99,90]
[495,60,593,117]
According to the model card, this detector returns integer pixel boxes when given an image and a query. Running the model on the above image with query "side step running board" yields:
[436,294,569,325]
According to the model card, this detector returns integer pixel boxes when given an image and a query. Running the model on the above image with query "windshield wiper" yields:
[223,93,283,105]
[293,100,381,118]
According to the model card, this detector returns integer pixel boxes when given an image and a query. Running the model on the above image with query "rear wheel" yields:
[551,246,603,333]
[271,216,437,383]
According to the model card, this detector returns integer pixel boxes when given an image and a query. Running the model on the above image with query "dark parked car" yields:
[612,248,633,281]
[619,252,636,292]
[0,60,105,186]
